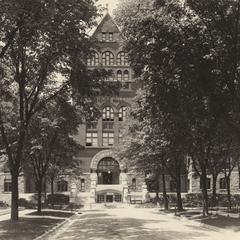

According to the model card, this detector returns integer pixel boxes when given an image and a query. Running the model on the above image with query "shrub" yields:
[47,194,69,205]
[18,198,36,209]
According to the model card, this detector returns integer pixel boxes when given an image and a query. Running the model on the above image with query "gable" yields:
[92,13,122,39]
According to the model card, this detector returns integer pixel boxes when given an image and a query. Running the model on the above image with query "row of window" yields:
[200,177,230,190]
[86,132,116,147]
[101,32,113,42]
[3,179,86,192]
[87,51,129,66]
[102,106,127,122]
[105,70,130,82]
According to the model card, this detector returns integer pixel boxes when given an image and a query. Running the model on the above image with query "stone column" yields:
[120,170,128,203]
[89,171,98,203]
[142,182,148,203]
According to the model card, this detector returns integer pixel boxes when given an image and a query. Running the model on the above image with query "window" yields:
[115,194,122,202]
[102,51,114,66]
[4,179,12,192]
[119,130,123,142]
[102,107,114,121]
[80,179,85,192]
[200,178,211,189]
[109,32,113,41]
[123,70,130,81]
[103,132,114,146]
[102,32,113,42]
[220,178,227,189]
[117,52,129,65]
[102,32,106,41]
[170,180,176,191]
[86,132,98,146]
[117,70,122,81]
[97,194,105,203]
[57,180,68,192]
[87,51,99,66]
[119,106,127,121]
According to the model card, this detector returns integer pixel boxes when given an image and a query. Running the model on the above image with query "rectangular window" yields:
[80,179,85,192]
[86,132,98,147]
[4,180,12,192]
[102,132,114,146]
[115,194,122,202]
[200,178,211,189]
[97,194,105,203]
[109,32,113,41]
[220,177,227,189]
[102,32,106,41]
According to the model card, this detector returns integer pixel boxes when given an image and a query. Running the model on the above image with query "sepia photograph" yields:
[0,0,240,239]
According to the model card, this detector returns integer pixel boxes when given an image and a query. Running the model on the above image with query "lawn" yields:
[200,215,240,232]
[0,210,75,240]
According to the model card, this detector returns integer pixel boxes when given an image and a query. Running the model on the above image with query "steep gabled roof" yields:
[92,12,121,37]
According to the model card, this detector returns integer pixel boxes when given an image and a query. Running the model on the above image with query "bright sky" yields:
[96,0,120,15]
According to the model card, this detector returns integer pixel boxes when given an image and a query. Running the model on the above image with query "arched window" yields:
[102,106,114,121]
[117,52,129,65]
[57,180,68,192]
[123,70,129,81]
[102,51,114,66]
[87,51,99,66]
[118,106,127,121]
[117,70,122,81]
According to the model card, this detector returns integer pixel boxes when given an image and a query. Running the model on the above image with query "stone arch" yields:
[90,150,125,171]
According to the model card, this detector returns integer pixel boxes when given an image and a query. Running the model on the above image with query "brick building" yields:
[0,12,239,205]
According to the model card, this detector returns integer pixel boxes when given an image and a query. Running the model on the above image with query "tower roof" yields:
[92,12,121,38]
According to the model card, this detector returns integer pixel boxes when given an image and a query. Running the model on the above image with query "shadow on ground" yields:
[200,216,240,232]
[0,217,63,240]
[55,211,210,240]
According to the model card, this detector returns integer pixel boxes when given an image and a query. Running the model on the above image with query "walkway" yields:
[46,207,239,240]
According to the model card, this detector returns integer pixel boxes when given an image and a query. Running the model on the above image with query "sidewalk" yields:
[0,208,34,221]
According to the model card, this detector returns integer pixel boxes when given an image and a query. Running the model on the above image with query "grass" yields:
[200,215,240,231]
[0,210,75,240]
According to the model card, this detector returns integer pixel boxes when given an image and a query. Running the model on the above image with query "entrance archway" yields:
[97,158,120,184]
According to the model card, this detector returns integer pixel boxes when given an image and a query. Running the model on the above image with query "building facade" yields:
[0,13,239,205]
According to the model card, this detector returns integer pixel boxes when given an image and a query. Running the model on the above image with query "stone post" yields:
[89,171,98,203]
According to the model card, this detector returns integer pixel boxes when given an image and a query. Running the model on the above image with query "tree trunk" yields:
[211,174,217,207]
[200,168,209,216]
[155,170,160,204]
[226,176,232,210]
[11,168,19,221]
[162,173,168,210]
[37,179,43,214]
[50,177,54,209]
[176,174,183,211]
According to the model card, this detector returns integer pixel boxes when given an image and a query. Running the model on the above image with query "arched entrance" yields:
[97,157,120,185]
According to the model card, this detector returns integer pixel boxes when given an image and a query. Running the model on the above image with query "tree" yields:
[24,96,81,213]
[115,0,240,216]
[0,0,113,221]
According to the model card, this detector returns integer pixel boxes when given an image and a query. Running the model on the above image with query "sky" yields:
[96,0,120,15]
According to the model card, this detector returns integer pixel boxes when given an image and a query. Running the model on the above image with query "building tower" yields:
[72,12,146,204]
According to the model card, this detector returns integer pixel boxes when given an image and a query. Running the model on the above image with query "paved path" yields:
[46,207,239,240]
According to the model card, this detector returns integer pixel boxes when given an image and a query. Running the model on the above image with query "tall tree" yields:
[0,0,114,221]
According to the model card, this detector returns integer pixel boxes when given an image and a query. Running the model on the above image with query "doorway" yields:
[97,158,120,184]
